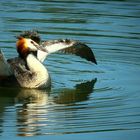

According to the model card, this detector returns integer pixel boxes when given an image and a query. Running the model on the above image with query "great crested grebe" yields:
[0,31,97,89]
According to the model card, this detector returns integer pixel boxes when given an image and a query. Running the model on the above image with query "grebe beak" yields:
[29,39,48,53]
[29,40,49,62]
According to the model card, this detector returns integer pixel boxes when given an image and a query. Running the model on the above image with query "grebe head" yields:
[17,30,41,44]
[16,37,46,59]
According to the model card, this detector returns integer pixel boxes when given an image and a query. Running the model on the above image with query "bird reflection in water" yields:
[14,79,97,136]
[15,89,50,136]
[52,79,97,104]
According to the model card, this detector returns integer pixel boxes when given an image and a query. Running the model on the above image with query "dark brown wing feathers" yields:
[42,39,97,64]
[61,42,97,64]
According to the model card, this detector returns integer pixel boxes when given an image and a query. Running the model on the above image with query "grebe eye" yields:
[31,41,34,44]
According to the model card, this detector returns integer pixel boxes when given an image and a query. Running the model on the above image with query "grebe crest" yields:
[16,30,41,44]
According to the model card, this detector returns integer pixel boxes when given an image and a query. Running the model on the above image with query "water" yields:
[0,0,140,139]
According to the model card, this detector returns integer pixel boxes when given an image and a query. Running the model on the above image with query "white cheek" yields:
[26,39,37,50]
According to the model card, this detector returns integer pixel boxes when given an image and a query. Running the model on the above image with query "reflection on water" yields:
[53,79,97,104]
[0,79,96,136]
[16,89,49,136]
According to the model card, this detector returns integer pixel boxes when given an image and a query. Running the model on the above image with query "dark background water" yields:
[0,0,140,139]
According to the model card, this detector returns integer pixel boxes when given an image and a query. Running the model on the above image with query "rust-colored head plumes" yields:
[16,30,42,58]
[16,36,46,59]
[16,37,29,58]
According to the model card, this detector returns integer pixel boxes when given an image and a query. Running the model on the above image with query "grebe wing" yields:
[7,58,35,88]
[41,39,97,64]
[0,49,12,76]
